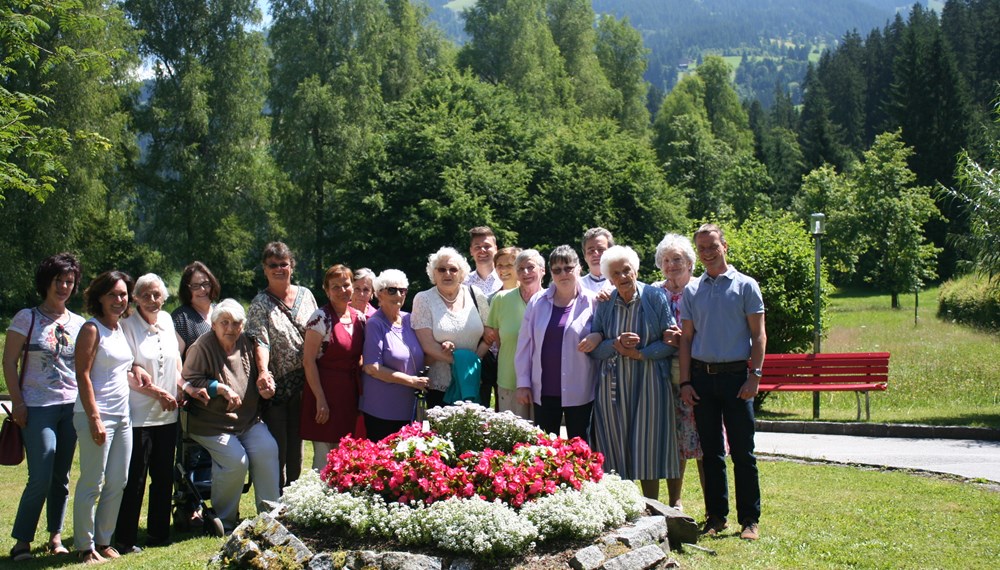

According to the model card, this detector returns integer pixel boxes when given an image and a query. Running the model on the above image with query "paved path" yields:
[755,431,1000,483]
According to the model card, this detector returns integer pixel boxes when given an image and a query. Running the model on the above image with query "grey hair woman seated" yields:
[180,299,279,533]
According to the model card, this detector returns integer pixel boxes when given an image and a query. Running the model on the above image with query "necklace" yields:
[37,304,68,324]
[436,287,460,305]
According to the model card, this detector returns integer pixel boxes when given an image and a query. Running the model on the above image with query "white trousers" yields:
[190,421,280,531]
[73,412,132,551]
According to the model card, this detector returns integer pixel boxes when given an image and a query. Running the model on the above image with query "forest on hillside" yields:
[1,0,997,317]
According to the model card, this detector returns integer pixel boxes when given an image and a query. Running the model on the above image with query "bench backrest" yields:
[760,352,890,385]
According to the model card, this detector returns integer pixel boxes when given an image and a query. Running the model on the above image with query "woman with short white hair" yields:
[114,274,182,552]
[412,247,489,409]
[589,245,680,500]
[180,299,279,533]
[360,270,429,441]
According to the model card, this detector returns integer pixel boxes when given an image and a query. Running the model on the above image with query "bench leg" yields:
[854,392,861,421]
[864,391,870,422]
[813,391,820,420]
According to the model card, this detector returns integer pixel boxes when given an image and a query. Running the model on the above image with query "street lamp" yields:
[811,213,825,419]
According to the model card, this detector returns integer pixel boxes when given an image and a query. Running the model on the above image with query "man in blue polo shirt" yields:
[679,223,767,541]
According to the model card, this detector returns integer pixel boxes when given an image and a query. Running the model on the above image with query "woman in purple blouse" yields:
[514,246,599,441]
[359,270,429,441]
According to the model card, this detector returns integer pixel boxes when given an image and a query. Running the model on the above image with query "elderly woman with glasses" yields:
[360,270,429,441]
[113,274,183,553]
[301,264,366,470]
[514,246,599,440]
[246,242,317,487]
[172,261,221,359]
[588,245,680,501]
[411,247,490,409]
[181,299,279,533]
[4,254,85,561]
[485,249,546,419]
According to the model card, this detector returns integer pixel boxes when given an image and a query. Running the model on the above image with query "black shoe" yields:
[701,516,728,536]
[9,546,33,562]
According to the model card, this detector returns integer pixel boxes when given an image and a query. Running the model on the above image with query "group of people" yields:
[4,222,767,563]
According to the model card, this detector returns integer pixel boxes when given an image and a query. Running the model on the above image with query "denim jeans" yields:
[691,369,761,525]
[73,412,132,551]
[11,403,76,542]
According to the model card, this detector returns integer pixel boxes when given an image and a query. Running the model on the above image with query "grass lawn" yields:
[757,287,1000,429]
[0,448,997,569]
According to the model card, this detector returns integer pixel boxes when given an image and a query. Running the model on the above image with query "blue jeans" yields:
[691,369,761,525]
[11,403,76,542]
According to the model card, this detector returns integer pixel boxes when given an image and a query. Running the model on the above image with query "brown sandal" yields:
[95,545,120,559]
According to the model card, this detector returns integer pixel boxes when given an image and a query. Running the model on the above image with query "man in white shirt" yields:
[464,226,502,296]
[579,227,614,294]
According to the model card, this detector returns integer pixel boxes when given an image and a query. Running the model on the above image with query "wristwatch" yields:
[750,368,763,377]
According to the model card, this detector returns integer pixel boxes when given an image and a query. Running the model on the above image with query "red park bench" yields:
[757,352,891,421]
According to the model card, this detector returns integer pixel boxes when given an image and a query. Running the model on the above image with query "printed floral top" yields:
[6,307,85,407]
[246,286,318,402]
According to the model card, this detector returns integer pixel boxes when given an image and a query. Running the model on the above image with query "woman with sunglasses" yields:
[246,242,317,488]
[514,246,599,440]
[172,261,221,359]
[360,270,428,441]
[301,264,366,470]
[412,247,490,409]
[4,253,84,561]
[485,249,546,419]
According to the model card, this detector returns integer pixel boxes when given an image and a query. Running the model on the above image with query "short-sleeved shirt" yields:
[6,307,85,407]
[360,310,425,421]
[486,288,532,391]
[464,270,502,297]
[411,285,489,391]
[121,310,182,426]
[579,273,609,294]
[245,286,318,381]
[681,265,765,363]
[75,318,133,416]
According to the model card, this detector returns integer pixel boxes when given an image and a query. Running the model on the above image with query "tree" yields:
[459,0,573,116]
[127,0,282,295]
[798,64,852,172]
[595,14,650,134]
[853,130,941,308]
[546,0,618,120]
[696,56,753,154]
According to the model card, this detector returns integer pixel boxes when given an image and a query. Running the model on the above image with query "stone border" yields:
[211,500,697,569]
[756,419,1000,441]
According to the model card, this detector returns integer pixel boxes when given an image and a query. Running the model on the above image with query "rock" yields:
[344,549,380,569]
[380,551,443,570]
[569,545,606,570]
[643,498,699,548]
[600,544,666,570]
[608,516,667,548]
[447,558,476,570]
[309,552,337,570]
[262,499,284,516]
[255,512,314,564]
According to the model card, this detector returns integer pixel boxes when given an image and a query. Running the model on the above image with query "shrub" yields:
[938,273,1000,331]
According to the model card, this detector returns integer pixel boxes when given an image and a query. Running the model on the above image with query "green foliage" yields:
[793,165,863,283]
[853,130,941,306]
[594,14,650,134]
[723,213,829,355]
[938,273,1000,331]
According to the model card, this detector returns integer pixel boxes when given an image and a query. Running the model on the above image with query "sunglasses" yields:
[435,267,460,274]
[550,265,577,275]
[267,262,291,270]
[385,287,408,296]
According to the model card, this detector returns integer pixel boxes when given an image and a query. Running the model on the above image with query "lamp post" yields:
[811,213,825,419]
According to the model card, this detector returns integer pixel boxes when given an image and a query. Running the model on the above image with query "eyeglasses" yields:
[550,265,576,275]
[189,281,211,291]
[266,262,291,270]
[435,267,460,274]
[517,265,539,274]
[386,287,408,296]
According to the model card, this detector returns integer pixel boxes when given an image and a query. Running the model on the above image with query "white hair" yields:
[654,233,696,275]
[134,273,169,300]
[515,249,545,270]
[211,298,246,324]
[426,247,472,284]
[353,267,375,285]
[374,269,409,293]
[600,245,641,278]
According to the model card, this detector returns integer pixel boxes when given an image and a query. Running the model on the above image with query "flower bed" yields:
[282,403,645,557]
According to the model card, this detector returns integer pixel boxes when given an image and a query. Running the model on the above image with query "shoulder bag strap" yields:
[19,309,37,389]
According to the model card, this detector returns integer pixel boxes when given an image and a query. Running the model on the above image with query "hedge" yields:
[938,273,1000,331]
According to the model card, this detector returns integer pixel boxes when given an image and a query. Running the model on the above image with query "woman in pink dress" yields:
[301,264,366,471]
